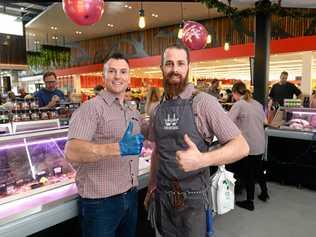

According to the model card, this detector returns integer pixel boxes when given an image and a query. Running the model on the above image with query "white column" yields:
[301,51,313,96]
[72,74,81,93]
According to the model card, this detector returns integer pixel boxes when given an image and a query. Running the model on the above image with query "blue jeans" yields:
[78,188,138,237]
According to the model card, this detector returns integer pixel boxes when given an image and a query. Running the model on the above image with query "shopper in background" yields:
[18,88,27,98]
[2,91,16,110]
[144,87,161,116]
[207,78,221,99]
[124,87,133,101]
[310,90,316,108]
[144,43,249,237]
[268,71,302,121]
[93,84,104,96]
[228,81,269,211]
[34,71,65,108]
[65,53,144,237]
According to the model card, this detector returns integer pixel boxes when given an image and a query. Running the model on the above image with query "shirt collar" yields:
[98,90,118,106]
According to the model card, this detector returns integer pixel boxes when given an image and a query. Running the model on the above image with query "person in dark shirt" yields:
[34,71,65,108]
[268,71,302,110]
[207,79,221,99]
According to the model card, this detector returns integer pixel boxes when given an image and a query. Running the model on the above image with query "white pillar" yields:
[301,51,313,96]
[73,74,81,93]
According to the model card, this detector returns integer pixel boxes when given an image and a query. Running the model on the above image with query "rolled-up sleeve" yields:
[197,94,241,144]
[68,101,98,141]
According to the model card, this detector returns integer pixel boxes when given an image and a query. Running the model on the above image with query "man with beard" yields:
[144,44,249,237]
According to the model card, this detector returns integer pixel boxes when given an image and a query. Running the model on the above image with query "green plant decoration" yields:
[27,45,71,70]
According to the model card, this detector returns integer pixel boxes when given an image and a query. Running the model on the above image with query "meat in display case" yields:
[0,128,75,205]
[282,108,316,131]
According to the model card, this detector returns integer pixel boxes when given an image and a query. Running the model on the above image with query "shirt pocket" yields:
[98,118,126,142]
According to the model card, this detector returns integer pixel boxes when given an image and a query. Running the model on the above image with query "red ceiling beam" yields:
[55,35,316,76]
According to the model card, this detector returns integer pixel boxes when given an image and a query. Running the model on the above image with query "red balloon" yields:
[62,0,104,26]
[181,21,208,50]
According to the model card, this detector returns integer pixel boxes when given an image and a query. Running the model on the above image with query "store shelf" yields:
[12,119,60,134]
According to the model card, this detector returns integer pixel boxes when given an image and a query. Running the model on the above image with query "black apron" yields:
[153,96,212,237]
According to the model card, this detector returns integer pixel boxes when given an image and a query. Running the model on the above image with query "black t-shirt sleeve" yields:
[291,83,301,96]
[269,85,275,98]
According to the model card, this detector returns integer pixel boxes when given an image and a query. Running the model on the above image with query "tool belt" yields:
[158,180,210,209]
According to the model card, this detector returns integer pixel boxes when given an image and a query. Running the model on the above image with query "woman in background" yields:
[310,90,316,108]
[145,87,161,116]
[228,81,269,211]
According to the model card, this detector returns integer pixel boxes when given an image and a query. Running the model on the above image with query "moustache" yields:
[166,72,183,81]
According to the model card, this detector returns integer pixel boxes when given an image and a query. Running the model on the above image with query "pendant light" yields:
[224,0,232,51]
[178,2,184,39]
[207,9,212,44]
[138,2,145,29]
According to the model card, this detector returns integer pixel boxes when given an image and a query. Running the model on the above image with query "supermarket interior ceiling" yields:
[20,1,316,46]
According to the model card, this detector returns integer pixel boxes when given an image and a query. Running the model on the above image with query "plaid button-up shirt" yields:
[68,90,141,198]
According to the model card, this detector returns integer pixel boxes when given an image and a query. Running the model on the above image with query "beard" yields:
[163,71,189,99]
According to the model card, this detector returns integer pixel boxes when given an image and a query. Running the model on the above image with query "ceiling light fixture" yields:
[207,9,212,44]
[75,31,82,35]
[138,2,145,29]
[224,42,230,51]
[178,2,184,39]
[50,26,58,30]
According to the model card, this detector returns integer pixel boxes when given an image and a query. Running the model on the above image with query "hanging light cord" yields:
[180,1,183,23]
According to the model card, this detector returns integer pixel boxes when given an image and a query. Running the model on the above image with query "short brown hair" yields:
[43,71,57,81]
[161,43,190,66]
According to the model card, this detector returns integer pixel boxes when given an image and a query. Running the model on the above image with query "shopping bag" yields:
[210,165,236,215]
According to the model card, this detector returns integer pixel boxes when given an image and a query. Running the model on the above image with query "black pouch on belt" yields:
[171,180,185,209]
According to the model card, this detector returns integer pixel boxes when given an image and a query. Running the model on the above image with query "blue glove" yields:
[119,121,144,156]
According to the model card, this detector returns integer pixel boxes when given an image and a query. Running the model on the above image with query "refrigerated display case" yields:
[0,128,78,237]
[265,108,316,190]
[0,128,151,237]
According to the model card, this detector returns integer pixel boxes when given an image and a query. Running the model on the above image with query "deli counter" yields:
[0,128,151,237]
[265,107,316,189]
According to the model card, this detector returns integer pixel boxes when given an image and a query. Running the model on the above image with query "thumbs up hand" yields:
[176,134,203,172]
[119,121,144,156]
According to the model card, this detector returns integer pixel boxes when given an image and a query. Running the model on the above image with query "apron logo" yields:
[164,113,179,130]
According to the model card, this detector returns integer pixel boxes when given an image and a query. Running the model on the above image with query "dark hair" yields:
[281,71,288,76]
[43,71,57,81]
[94,84,104,92]
[232,81,252,101]
[211,79,219,86]
[160,43,190,66]
[105,52,129,65]
[7,91,16,101]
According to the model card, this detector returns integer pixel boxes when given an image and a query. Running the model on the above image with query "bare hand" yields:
[47,95,60,108]
[176,134,203,172]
